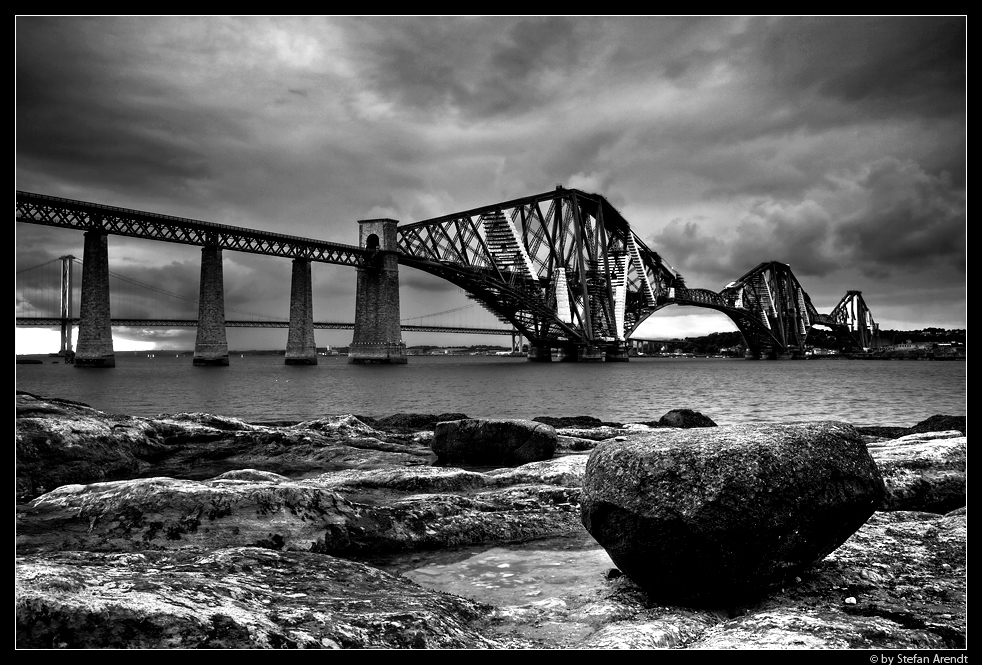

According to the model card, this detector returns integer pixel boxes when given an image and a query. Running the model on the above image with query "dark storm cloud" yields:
[753,17,965,121]
[16,19,241,200]
[342,16,586,119]
[651,155,965,300]
[618,16,966,204]
[834,158,966,275]
[652,198,840,288]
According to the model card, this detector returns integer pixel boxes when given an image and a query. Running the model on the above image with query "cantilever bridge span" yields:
[16,188,878,367]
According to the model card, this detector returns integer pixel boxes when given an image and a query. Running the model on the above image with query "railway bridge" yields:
[16,188,878,367]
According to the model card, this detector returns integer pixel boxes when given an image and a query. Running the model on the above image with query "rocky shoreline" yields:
[15,391,965,649]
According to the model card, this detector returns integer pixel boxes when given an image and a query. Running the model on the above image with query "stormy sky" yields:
[15,16,966,353]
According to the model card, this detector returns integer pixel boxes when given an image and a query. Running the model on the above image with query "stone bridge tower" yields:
[348,218,407,364]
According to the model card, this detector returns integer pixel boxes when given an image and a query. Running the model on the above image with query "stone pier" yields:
[193,246,229,367]
[349,219,407,364]
[74,231,115,368]
[528,343,628,362]
[285,258,317,365]
[577,345,606,362]
[604,341,631,362]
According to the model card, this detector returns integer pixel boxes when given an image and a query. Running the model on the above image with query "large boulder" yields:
[580,422,885,606]
[432,419,556,466]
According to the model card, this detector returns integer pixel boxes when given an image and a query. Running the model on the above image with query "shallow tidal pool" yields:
[370,530,616,608]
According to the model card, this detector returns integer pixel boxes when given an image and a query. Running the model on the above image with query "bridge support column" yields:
[193,246,229,367]
[74,231,115,368]
[553,346,578,362]
[577,345,606,362]
[604,341,630,362]
[285,258,317,365]
[349,219,407,364]
[745,346,780,360]
[527,345,552,362]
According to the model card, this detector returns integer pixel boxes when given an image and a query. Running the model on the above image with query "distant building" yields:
[892,340,932,351]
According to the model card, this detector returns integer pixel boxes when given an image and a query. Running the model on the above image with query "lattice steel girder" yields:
[397,187,679,347]
[16,191,368,267]
[713,261,817,352]
[828,290,878,349]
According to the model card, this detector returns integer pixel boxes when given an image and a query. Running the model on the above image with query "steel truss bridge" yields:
[16,188,879,360]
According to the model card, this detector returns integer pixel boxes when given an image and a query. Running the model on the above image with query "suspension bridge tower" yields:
[58,254,76,361]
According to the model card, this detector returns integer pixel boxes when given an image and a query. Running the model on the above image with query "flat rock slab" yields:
[687,509,966,648]
[866,431,965,513]
[16,547,499,649]
[17,460,586,556]
[16,392,435,502]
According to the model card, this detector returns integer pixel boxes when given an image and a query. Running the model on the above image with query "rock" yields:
[13,396,966,649]
[553,426,626,441]
[866,431,965,513]
[373,413,471,432]
[16,394,435,502]
[686,509,966,648]
[556,435,601,451]
[657,409,717,428]
[18,507,963,650]
[432,419,557,466]
[580,422,885,606]
[16,547,500,649]
[910,415,965,435]
[16,393,167,501]
[534,415,619,429]
[16,459,585,556]
[213,469,292,482]
[854,414,966,440]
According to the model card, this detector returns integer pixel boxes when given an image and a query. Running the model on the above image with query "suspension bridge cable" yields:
[401,303,479,322]
[15,258,63,274]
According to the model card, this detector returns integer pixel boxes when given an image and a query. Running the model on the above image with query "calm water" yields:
[15,354,966,427]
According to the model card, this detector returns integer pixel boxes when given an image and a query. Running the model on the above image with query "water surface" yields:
[16,354,965,427]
